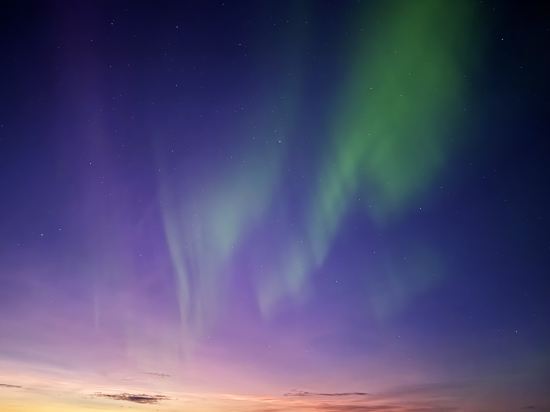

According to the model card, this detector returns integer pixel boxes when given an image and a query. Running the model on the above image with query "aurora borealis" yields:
[1,1,550,411]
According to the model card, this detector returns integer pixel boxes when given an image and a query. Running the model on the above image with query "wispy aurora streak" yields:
[161,150,281,343]
[159,4,311,343]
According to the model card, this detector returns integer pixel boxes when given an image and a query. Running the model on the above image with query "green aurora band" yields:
[258,0,478,315]
[161,0,479,338]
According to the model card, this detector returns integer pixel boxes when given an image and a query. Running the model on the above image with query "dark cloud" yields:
[0,383,22,389]
[271,387,463,412]
[284,390,369,397]
[376,381,470,398]
[255,401,458,412]
[317,404,457,412]
[317,405,395,411]
[144,371,171,378]
[94,392,169,404]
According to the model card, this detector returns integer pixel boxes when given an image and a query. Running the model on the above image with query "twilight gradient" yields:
[1,1,550,412]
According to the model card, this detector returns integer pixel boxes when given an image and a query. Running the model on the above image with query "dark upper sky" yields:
[0,1,549,411]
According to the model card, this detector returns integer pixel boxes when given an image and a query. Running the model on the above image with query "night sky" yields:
[1,1,550,411]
